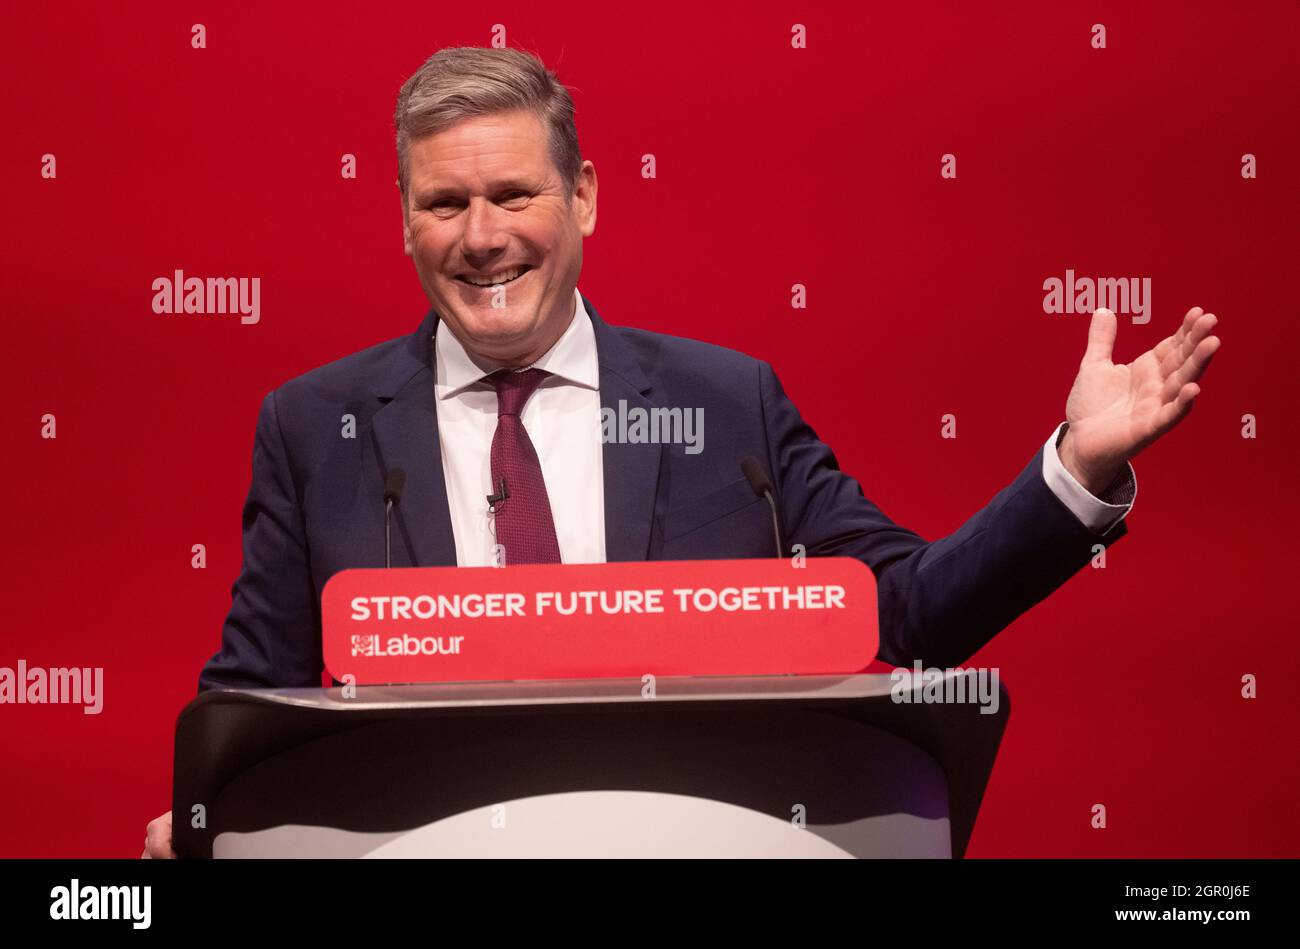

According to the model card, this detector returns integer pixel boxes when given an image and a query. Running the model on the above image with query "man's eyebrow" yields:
[415,179,537,203]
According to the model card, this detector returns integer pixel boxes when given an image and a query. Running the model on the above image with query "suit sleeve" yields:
[757,361,1128,668]
[197,389,323,691]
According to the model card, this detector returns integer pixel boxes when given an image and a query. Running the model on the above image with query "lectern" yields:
[172,672,1008,858]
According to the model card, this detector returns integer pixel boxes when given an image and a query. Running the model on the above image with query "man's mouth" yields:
[455,265,533,288]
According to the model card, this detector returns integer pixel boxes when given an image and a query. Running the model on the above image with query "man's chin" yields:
[444,313,540,359]
[461,311,535,337]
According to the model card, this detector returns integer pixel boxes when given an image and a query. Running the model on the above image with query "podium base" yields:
[214,787,951,858]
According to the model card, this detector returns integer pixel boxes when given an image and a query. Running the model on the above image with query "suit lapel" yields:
[369,309,458,568]
[584,294,663,562]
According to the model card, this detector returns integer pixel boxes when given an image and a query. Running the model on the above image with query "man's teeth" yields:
[461,267,527,287]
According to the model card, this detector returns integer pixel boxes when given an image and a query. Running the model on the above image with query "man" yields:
[143,46,1220,856]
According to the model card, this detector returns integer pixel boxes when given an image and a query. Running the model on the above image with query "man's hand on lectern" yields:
[142,810,175,859]
[1058,306,1221,495]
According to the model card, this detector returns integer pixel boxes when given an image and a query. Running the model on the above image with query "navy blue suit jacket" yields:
[198,293,1127,691]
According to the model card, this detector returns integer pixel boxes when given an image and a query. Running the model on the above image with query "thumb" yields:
[1082,307,1118,365]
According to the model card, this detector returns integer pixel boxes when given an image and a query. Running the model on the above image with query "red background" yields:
[1,0,1296,857]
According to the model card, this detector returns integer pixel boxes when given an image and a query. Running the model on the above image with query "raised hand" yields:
[1057,306,1221,495]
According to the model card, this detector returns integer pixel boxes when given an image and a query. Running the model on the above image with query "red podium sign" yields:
[321,558,878,684]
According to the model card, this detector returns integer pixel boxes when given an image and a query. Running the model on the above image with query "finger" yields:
[145,822,166,858]
[1155,307,1206,363]
[150,811,174,855]
[1082,307,1118,365]
[1159,312,1218,378]
[1163,335,1220,398]
[1188,312,1218,348]
[1151,382,1199,436]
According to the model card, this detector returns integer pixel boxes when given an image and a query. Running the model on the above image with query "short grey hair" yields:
[394,46,583,202]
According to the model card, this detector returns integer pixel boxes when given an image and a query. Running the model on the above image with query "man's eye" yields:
[427,194,525,210]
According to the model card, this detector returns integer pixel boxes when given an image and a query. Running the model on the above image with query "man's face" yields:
[401,109,597,366]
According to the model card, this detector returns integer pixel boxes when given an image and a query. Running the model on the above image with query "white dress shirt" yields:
[433,287,1135,565]
[435,287,605,566]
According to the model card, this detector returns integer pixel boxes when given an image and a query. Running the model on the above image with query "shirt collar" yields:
[434,287,598,399]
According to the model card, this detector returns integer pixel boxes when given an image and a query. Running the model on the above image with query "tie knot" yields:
[491,367,550,416]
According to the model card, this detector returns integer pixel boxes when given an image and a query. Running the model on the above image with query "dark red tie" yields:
[489,368,562,564]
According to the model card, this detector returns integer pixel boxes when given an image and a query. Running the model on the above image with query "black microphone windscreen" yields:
[384,468,407,503]
[740,456,773,497]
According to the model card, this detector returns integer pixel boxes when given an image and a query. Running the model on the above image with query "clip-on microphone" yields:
[486,477,510,514]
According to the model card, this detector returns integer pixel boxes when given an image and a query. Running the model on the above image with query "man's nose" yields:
[460,197,509,257]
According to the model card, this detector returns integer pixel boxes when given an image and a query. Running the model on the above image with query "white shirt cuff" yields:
[1041,422,1136,536]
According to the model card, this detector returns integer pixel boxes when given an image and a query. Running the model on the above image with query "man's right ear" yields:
[398,180,413,256]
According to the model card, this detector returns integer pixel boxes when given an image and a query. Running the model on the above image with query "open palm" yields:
[1062,306,1221,489]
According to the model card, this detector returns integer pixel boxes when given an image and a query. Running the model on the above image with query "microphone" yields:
[383,468,406,568]
[740,456,784,559]
[486,477,510,513]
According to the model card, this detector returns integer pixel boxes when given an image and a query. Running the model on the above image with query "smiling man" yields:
[402,107,592,367]
[144,45,1219,857]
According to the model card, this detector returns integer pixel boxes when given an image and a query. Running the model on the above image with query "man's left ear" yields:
[576,161,598,237]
